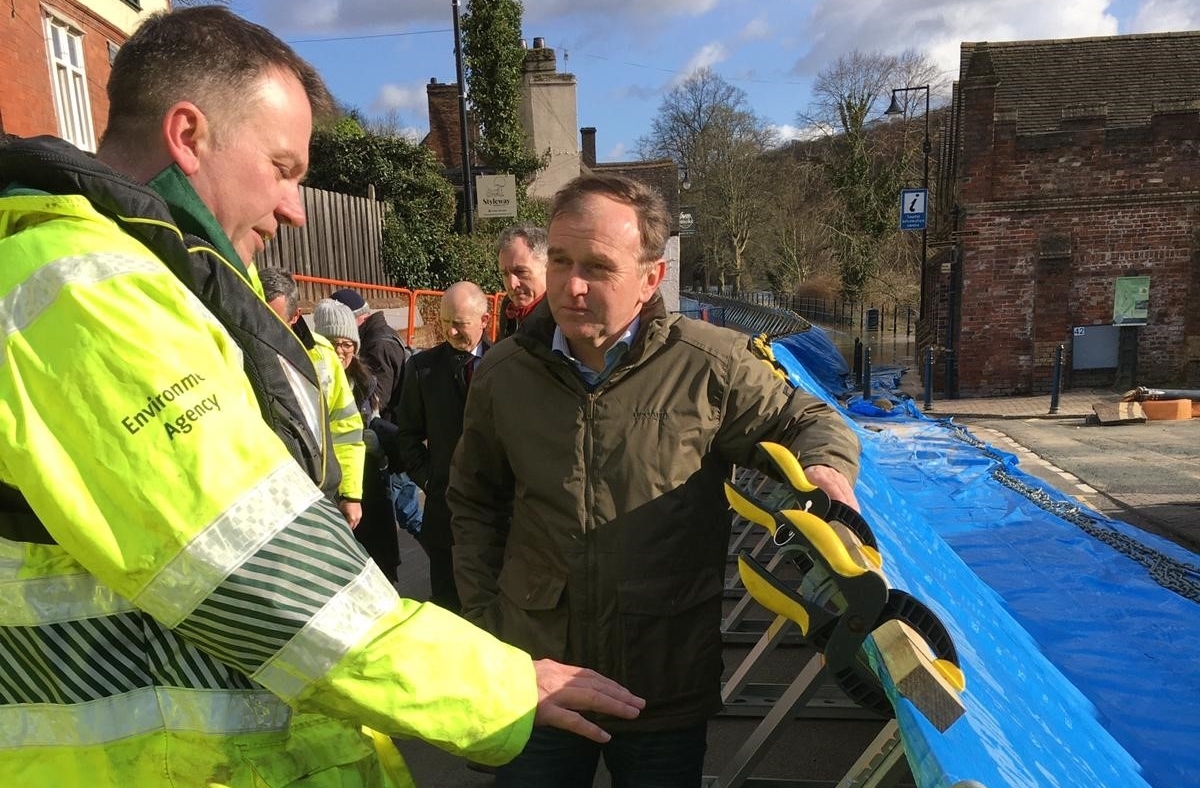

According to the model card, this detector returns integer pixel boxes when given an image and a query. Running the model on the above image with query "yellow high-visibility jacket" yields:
[0,138,536,787]
[308,331,366,502]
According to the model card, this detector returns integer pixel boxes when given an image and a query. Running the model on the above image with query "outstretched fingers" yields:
[532,659,646,743]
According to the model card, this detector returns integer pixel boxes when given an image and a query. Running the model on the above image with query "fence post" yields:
[1049,344,1064,415]
[923,347,934,411]
[861,345,872,401]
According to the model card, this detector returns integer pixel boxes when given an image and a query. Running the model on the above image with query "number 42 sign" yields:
[899,188,928,231]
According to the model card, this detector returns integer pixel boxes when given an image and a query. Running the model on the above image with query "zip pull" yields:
[586,394,596,421]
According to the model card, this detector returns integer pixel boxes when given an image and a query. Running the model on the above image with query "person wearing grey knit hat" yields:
[313,298,360,359]
[313,297,402,582]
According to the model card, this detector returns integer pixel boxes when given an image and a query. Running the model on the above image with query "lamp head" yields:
[884,92,905,116]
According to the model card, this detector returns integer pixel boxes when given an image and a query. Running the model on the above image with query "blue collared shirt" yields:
[552,317,640,389]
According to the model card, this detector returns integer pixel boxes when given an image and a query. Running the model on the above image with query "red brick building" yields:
[0,0,166,150]
[937,32,1200,396]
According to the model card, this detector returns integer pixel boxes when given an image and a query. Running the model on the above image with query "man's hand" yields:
[338,500,362,529]
[532,659,645,743]
[803,464,860,512]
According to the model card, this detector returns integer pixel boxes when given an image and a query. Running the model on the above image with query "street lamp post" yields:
[451,0,474,233]
[886,84,944,391]
[885,84,930,320]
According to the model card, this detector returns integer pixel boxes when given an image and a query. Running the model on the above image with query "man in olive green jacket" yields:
[449,172,861,787]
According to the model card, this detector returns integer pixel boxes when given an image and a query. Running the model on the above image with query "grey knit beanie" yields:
[313,298,360,349]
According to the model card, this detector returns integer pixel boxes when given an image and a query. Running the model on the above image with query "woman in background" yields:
[313,299,400,583]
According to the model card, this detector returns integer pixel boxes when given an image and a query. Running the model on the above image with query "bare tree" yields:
[639,69,776,290]
[796,49,941,300]
[748,148,837,292]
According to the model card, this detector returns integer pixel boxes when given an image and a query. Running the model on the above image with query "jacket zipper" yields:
[583,390,597,669]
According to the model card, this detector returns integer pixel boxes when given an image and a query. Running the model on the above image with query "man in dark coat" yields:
[496,222,548,339]
[389,282,491,611]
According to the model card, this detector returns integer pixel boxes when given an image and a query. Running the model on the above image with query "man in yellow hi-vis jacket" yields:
[261,266,367,530]
[0,7,642,788]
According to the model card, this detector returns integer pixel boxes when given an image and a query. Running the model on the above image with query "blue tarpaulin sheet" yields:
[766,328,1200,788]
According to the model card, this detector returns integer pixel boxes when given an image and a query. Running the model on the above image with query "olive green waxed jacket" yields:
[449,295,860,732]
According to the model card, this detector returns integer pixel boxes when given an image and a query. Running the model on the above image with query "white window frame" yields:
[42,9,96,152]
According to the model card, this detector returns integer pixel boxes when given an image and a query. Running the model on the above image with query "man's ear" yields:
[162,101,210,176]
[640,259,666,301]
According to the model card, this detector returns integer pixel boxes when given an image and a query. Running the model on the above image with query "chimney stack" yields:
[533,36,545,48]
[580,127,597,167]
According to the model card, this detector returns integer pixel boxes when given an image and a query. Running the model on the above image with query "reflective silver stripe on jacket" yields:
[0,685,290,749]
[279,355,326,453]
[0,253,159,361]
[253,564,398,702]
[0,541,135,625]
[0,251,231,368]
[0,563,134,625]
[135,461,321,627]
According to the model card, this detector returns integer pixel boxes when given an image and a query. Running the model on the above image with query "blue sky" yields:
[230,0,1200,160]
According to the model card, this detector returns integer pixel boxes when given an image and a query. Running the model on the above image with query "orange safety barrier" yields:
[294,274,506,348]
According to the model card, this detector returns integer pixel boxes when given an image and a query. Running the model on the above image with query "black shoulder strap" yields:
[0,484,53,544]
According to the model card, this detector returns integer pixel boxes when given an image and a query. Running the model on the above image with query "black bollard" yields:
[923,346,934,411]
[862,345,872,401]
[1049,343,1064,414]
[853,338,862,385]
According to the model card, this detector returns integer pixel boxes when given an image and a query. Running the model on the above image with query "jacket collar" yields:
[148,163,251,284]
[515,292,672,373]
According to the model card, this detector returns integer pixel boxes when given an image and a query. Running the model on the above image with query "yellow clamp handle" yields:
[724,482,778,536]
[757,442,819,494]
[779,509,870,578]
[738,553,811,634]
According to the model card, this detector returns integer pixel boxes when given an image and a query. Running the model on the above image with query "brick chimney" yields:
[580,127,597,167]
[424,77,463,169]
[523,36,557,75]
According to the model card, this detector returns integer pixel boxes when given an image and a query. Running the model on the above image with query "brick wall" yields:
[954,82,1200,394]
[1,0,126,144]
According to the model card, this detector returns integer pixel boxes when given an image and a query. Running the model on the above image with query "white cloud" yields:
[792,0,1119,80]
[607,141,629,159]
[771,123,823,143]
[1129,0,1200,32]
[256,0,446,31]
[526,0,719,21]
[363,83,429,140]
[670,41,729,87]
[738,14,771,42]
[257,0,720,32]
[372,83,428,114]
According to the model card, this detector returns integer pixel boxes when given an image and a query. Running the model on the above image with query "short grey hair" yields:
[496,222,548,261]
[551,173,668,266]
[259,267,299,318]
